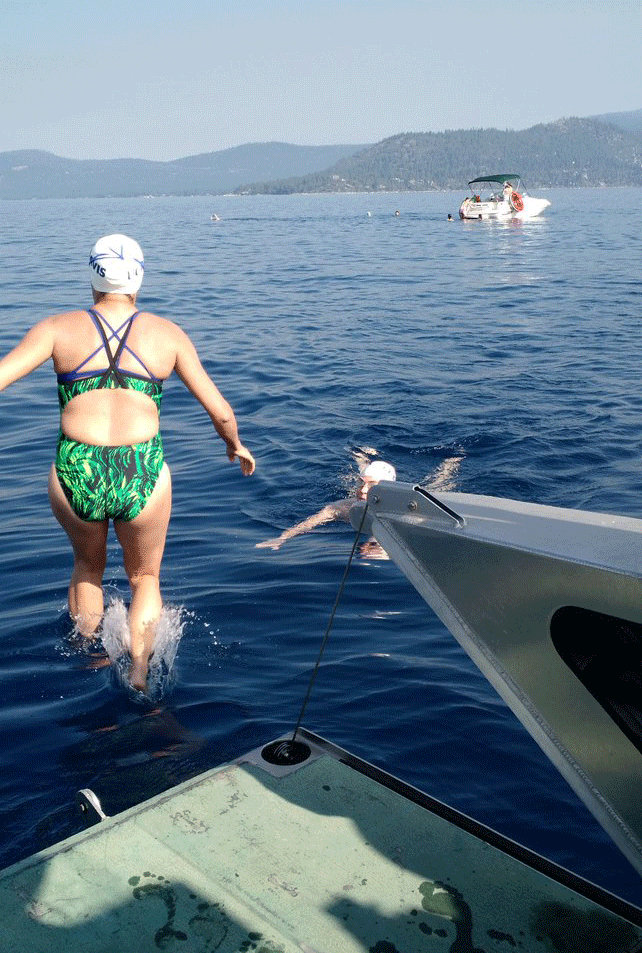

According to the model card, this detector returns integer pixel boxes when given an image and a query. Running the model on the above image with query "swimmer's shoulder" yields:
[327,497,354,520]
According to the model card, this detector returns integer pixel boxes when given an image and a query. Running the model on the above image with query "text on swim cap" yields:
[89,255,106,278]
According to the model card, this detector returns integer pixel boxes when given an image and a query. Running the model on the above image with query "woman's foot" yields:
[129,653,149,693]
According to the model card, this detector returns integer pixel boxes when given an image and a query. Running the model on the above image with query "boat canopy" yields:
[468,174,520,186]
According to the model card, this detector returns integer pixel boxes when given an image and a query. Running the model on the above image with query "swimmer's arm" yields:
[0,319,55,392]
[256,501,348,550]
[173,327,255,475]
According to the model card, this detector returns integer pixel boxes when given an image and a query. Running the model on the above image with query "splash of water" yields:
[100,597,185,702]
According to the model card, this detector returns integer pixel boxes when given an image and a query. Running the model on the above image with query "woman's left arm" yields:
[0,319,55,392]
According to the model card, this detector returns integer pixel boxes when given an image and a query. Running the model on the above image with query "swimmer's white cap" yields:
[89,234,144,294]
[360,461,396,482]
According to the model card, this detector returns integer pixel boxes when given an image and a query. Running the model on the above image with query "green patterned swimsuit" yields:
[56,309,164,522]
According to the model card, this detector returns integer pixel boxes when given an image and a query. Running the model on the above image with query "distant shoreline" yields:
[4,183,639,205]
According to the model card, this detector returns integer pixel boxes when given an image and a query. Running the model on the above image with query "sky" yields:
[2,0,641,162]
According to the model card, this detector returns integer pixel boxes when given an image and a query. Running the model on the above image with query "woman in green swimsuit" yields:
[0,234,255,691]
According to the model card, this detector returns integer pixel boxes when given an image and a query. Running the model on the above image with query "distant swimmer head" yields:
[360,461,396,482]
[89,234,144,295]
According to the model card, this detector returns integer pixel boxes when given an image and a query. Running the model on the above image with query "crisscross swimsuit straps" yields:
[55,309,165,522]
[57,308,163,411]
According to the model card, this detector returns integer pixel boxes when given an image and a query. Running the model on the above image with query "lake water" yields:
[1,187,641,906]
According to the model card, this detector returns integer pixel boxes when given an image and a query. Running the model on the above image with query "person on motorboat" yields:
[0,234,255,692]
[256,460,396,554]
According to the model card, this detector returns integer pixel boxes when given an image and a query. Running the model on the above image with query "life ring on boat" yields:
[509,191,524,212]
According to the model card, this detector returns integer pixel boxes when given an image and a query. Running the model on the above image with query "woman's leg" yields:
[114,464,172,690]
[48,464,108,635]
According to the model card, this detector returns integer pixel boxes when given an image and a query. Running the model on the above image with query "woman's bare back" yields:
[53,306,179,446]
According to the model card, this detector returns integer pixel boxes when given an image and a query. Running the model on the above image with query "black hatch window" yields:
[551,606,642,756]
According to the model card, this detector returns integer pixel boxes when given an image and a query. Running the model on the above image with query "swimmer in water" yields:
[0,234,255,692]
[256,460,396,555]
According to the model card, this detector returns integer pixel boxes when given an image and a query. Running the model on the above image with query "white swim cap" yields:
[89,234,144,294]
[360,461,396,482]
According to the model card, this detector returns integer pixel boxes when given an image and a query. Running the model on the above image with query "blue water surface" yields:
[1,187,641,905]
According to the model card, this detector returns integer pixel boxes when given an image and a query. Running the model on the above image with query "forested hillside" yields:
[2,110,641,199]
[236,118,642,194]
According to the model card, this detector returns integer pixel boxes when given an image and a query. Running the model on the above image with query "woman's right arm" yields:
[255,504,337,549]
[172,325,255,475]
[256,500,351,549]
[0,319,55,392]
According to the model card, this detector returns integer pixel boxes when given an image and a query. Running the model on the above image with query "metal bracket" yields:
[413,485,464,526]
[76,788,109,825]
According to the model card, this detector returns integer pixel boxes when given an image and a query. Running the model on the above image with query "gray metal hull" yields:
[351,484,642,880]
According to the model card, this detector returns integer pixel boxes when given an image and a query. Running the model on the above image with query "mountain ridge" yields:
[235,116,642,194]
[0,142,367,200]
[1,109,641,199]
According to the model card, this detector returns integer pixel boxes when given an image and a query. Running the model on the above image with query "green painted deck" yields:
[1,737,641,952]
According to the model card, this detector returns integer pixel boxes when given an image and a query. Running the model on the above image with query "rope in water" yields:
[291,502,370,743]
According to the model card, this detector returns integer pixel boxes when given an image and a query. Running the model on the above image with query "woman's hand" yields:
[255,537,284,550]
[227,444,256,475]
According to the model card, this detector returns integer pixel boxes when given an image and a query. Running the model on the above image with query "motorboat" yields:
[459,174,551,220]
[2,484,642,949]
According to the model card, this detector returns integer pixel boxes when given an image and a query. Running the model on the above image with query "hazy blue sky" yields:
[3,0,641,160]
